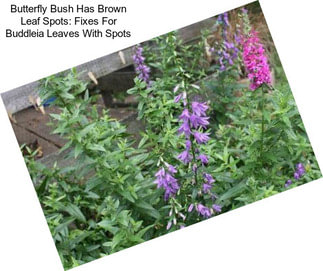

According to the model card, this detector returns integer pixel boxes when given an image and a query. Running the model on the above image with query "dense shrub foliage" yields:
[23,7,321,270]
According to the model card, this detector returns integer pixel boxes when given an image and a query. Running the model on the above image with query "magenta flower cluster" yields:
[242,31,271,90]
[154,164,179,201]
[133,45,151,86]
[285,163,306,188]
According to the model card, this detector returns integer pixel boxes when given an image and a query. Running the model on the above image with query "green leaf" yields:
[69,231,91,247]
[60,92,75,100]
[79,123,96,137]
[137,224,155,238]
[97,220,119,235]
[218,181,246,202]
[61,203,86,223]
[36,178,49,196]
[88,144,106,152]
[119,190,135,203]
[131,153,149,165]
[138,136,148,149]
[135,200,160,220]
[54,217,75,234]
[127,87,137,95]
[74,144,83,158]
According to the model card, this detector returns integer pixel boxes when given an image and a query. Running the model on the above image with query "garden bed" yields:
[4,3,322,271]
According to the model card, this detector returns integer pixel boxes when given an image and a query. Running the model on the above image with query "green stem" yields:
[260,85,265,158]
[184,83,198,185]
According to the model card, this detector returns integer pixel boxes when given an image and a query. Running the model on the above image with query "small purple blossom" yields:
[196,203,212,218]
[296,163,305,176]
[190,114,210,129]
[179,108,191,120]
[174,93,183,103]
[188,203,194,213]
[292,163,305,180]
[167,165,177,174]
[202,183,212,193]
[285,179,292,188]
[192,163,198,173]
[241,7,248,14]
[212,204,222,213]
[193,132,210,144]
[179,212,186,220]
[154,165,179,201]
[177,150,192,164]
[203,173,215,184]
[294,171,300,180]
[191,102,208,117]
[185,140,191,150]
[198,154,209,165]
[178,120,191,137]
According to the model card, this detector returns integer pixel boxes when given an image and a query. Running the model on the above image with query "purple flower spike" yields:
[212,204,222,213]
[133,45,151,86]
[285,179,292,188]
[193,132,210,144]
[191,102,208,117]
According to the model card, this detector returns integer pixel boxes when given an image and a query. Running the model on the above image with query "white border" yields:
[1,1,322,271]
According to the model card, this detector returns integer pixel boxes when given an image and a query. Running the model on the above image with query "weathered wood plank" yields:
[12,123,60,157]
[1,17,215,114]
[1,48,134,114]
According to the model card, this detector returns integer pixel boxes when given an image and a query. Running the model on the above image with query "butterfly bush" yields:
[133,45,151,86]
[242,30,271,90]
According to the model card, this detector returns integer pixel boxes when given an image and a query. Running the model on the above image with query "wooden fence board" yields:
[1,17,215,114]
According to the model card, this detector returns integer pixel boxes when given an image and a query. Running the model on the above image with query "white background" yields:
[1,0,323,270]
